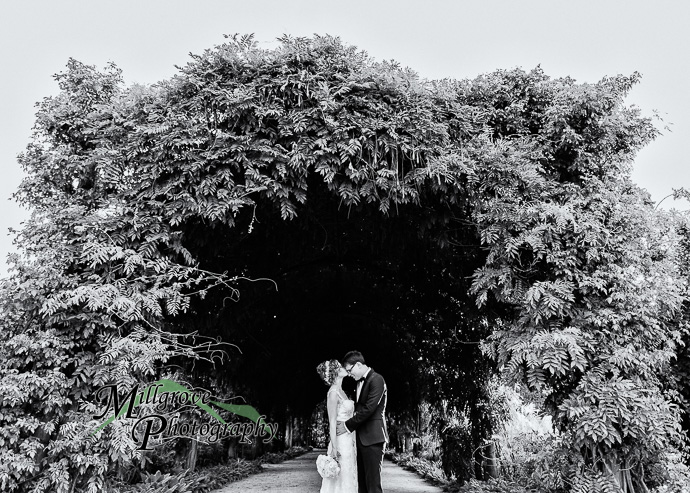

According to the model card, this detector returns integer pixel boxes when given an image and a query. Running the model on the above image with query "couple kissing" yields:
[316,350,388,493]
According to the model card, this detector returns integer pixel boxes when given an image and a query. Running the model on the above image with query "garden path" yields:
[211,449,444,493]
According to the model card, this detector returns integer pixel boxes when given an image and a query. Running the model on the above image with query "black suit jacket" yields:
[344,369,389,446]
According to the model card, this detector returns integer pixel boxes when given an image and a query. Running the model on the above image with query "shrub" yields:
[386,451,448,486]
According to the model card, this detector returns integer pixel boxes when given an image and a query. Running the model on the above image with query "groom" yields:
[336,350,388,493]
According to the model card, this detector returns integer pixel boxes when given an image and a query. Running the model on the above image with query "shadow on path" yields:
[211,449,444,493]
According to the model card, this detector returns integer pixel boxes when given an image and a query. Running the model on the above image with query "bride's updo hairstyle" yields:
[316,359,342,385]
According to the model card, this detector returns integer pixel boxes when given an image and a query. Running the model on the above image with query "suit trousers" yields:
[356,433,384,493]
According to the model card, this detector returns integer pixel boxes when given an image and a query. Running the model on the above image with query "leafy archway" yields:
[1,34,686,493]
[172,172,495,460]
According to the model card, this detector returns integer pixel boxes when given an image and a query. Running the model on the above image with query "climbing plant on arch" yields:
[1,34,686,492]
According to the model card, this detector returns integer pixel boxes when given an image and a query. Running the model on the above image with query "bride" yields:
[316,359,357,493]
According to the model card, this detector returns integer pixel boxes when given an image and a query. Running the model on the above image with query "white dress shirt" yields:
[356,368,372,402]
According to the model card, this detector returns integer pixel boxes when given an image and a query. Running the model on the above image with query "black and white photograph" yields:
[2,2,690,492]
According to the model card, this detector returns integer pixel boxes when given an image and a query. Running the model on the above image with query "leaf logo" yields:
[91,378,270,435]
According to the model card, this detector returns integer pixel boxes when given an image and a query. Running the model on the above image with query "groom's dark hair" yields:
[343,351,366,366]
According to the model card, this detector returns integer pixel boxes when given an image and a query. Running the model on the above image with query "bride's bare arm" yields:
[326,391,339,457]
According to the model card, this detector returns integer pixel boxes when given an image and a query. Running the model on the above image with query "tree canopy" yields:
[1,34,687,493]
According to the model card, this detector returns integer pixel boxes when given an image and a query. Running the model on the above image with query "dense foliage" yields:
[1,34,687,492]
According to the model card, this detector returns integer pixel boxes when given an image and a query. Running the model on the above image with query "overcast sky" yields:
[1,0,688,277]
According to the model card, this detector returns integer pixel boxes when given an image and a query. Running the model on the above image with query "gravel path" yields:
[211,449,444,493]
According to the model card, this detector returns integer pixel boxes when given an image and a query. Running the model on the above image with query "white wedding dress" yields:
[320,388,358,493]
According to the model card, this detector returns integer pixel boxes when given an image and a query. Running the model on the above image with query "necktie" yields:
[356,380,363,401]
